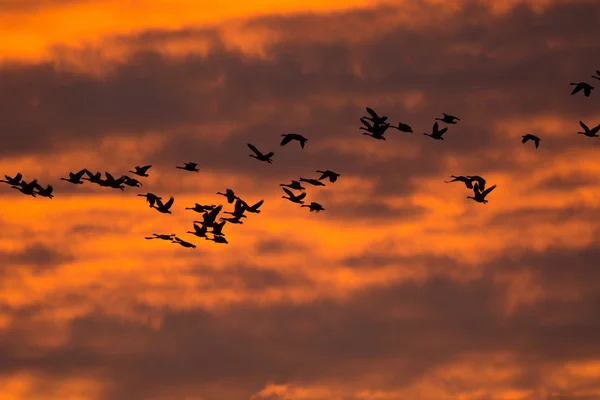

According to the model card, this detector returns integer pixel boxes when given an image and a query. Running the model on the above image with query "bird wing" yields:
[234,199,245,213]
[105,172,115,181]
[580,121,590,131]
[571,85,582,95]
[366,107,379,120]
[247,143,263,156]
[139,165,152,172]
[264,152,274,158]
[164,196,174,209]
[251,200,264,210]
[297,192,307,200]
[282,188,294,197]
[481,185,496,198]
[280,135,293,146]
[75,169,87,179]
[432,122,439,132]
[521,135,529,143]
[360,118,373,129]
[13,173,23,182]
[437,127,448,136]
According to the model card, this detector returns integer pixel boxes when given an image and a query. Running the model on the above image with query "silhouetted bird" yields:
[217,189,238,204]
[99,172,125,191]
[522,134,541,149]
[185,203,216,213]
[129,165,152,177]
[301,202,325,212]
[0,173,22,185]
[121,176,143,187]
[316,170,340,183]
[435,113,460,124]
[247,143,274,163]
[282,188,306,204]
[281,133,308,149]
[363,107,388,124]
[593,70,600,81]
[205,235,228,244]
[390,122,413,133]
[280,180,305,191]
[176,162,199,172]
[211,221,226,236]
[220,216,244,224]
[467,183,496,204]
[466,175,486,191]
[424,122,447,140]
[570,82,594,97]
[172,237,196,248]
[145,233,176,241]
[33,183,54,198]
[12,180,38,197]
[154,196,174,214]
[187,223,208,238]
[444,175,473,189]
[243,199,264,214]
[360,118,389,140]
[223,199,247,219]
[83,170,103,184]
[61,169,87,184]
[578,121,600,137]
[138,193,162,208]
[197,205,223,227]
[300,177,325,187]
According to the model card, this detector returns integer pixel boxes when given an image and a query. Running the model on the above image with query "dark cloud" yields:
[0,242,73,274]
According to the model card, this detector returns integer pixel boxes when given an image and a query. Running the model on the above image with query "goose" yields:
[0,173,22,185]
[216,189,238,204]
[280,180,305,191]
[444,175,473,189]
[219,216,244,224]
[172,237,196,248]
[82,170,103,184]
[578,121,600,137]
[211,221,226,236]
[187,223,208,238]
[280,133,308,149]
[522,134,540,148]
[247,143,274,163]
[390,122,413,133]
[60,169,87,184]
[176,162,199,172]
[185,203,216,213]
[467,183,496,204]
[301,202,325,212]
[196,205,223,227]
[243,199,264,214]
[570,82,594,97]
[360,118,390,138]
[121,175,143,187]
[282,188,306,204]
[435,113,460,124]
[423,122,447,140]
[11,180,38,197]
[364,107,388,124]
[592,70,600,81]
[299,177,325,187]
[466,175,486,191]
[129,165,152,177]
[33,183,54,198]
[98,172,125,190]
[154,196,175,214]
[316,170,340,183]
[138,193,162,208]
[145,233,176,241]
[205,235,228,244]
[223,199,247,219]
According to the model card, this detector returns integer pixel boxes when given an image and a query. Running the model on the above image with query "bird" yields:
[129,165,152,177]
[578,121,600,137]
[154,196,175,214]
[33,183,54,198]
[243,199,264,214]
[82,170,103,184]
[592,70,600,81]
[220,216,244,224]
[444,175,473,189]
[360,118,390,140]
[467,183,497,204]
[223,199,247,219]
[435,113,460,124]
[211,221,226,236]
[205,235,228,244]
[363,107,388,125]
[280,180,305,191]
[247,143,274,163]
[145,233,176,241]
[98,172,125,191]
[176,162,199,172]
[185,203,216,213]
[187,223,208,238]
[138,193,162,208]
[197,205,223,227]
[216,189,238,204]
[280,133,308,149]
[11,180,38,197]
[522,134,541,148]
[120,176,143,187]
[466,175,486,191]
[390,122,413,133]
[282,188,306,204]
[424,122,448,140]
[316,170,340,183]
[0,173,23,185]
[172,237,196,249]
[570,82,594,97]
[299,177,325,187]
[60,169,87,184]
[301,202,325,212]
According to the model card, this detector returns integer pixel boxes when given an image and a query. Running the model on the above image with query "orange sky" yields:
[1,0,600,399]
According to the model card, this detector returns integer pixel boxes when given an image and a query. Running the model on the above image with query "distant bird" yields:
[467,183,497,204]
[316,170,340,183]
[11,180,38,197]
[145,233,176,241]
[154,196,175,214]
[138,193,162,208]
[216,189,238,204]
[60,169,87,184]
[82,170,103,184]
[243,199,264,214]
[360,118,389,140]
[522,134,541,149]
[280,180,305,191]
[220,216,244,224]
[211,221,226,236]
[129,165,152,177]
[281,133,308,149]
[435,113,460,124]
[197,205,223,227]
[176,162,199,172]
[172,237,196,249]
[247,143,274,163]
[570,82,594,97]
[300,177,325,187]
[282,188,306,204]
[592,70,600,81]
[578,121,600,137]
[223,199,247,219]
[363,107,388,125]
[0,173,22,185]
[301,202,325,212]
[98,172,125,191]
[466,175,486,191]
[33,183,54,198]
[185,203,216,213]
[424,122,448,140]
[444,175,473,189]
[390,122,413,133]
[187,223,208,238]
[205,235,228,244]
[121,175,143,187]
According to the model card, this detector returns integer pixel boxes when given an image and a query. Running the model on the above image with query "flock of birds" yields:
[2,69,599,248]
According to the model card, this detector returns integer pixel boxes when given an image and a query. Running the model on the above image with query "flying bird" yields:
[172,237,196,249]
[301,202,325,212]
[316,170,340,183]
[138,193,162,208]
[390,122,413,133]
[363,107,388,125]
[280,180,305,191]
[424,122,448,140]
[205,235,229,244]
[467,183,496,204]
[187,223,208,238]
[60,169,87,184]
[243,199,264,214]
[185,203,216,213]
[98,172,125,191]
[578,121,600,137]
[82,170,103,184]
[0,173,23,185]
[154,196,175,214]
[211,221,226,236]
[466,175,486,191]
[444,175,473,189]
[121,175,143,187]
[570,82,594,97]
[176,162,199,172]
[33,183,54,198]
[145,233,176,241]
[280,133,308,149]
[11,180,38,197]
[522,134,541,148]
[247,143,274,163]
[282,188,306,204]
[435,113,460,124]
[360,118,390,140]
[216,189,238,204]
[300,177,325,187]
[220,216,244,224]
[129,165,152,177]
[223,199,247,219]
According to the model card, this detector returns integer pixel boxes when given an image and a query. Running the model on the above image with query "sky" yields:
[1,0,600,399]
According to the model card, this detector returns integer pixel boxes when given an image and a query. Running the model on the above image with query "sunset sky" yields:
[1,0,600,399]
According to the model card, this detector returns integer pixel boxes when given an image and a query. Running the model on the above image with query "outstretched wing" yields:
[580,121,589,131]
[297,192,307,200]
[75,169,88,179]
[360,118,373,129]
[437,127,448,136]
[366,107,379,120]
[139,165,152,173]
[571,85,582,95]
[280,135,293,146]
[250,200,264,210]
[282,188,294,197]
[164,196,175,209]
[521,135,529,144]
[481,185,497,198]
[247,143,263,157]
